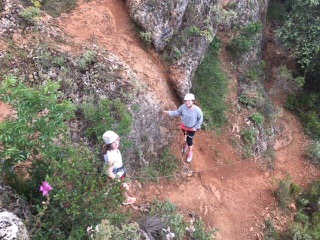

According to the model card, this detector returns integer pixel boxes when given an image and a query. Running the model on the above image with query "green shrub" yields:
[32,146,125,239]
[277,180,320,239]
[93,219,142,240]
[239,88,263,109]
[20,6,41,25]
[81,98,133,144]
[275,177,301,211]
[267,1,286,23]
[78,50,97,72]
[276,1,320,73]
[140,199,216,239]
[286,92,320,140]
[192,220,217,240]
[147,148,180,181]
[139,31,152,44]
[227,22,262,57]
[243,61,266,83]
[0,75,128,239]
[241,127,257,145]
[307,141,320,165]
[0,76,74,196]
[250,112,264,126]
[40,0,78,17]
[193,37,228,129]
[264,219,280,240]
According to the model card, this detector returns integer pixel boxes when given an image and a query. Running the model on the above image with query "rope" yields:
[127,159,244,180]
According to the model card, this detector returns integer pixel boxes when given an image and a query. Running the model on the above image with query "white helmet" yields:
[184,93,195,101]
[102,130,119,144]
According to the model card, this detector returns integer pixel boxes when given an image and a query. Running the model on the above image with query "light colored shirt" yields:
[168,104,203,130]
[104,149,123,169]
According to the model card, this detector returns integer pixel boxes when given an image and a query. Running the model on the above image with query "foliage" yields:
[242,61,266,83]
[275,177,302,211]
[278,180,320,239]
[0,75,128,239]
[32,146,125,239]
[278,65,305,89]
[192,220,217,240]
[307,141,320,165]
[140,199,216,240]
[286,92,320,140]
[276,0,320,73]
[263,219,280,240]
[239,87,264,109]
[40,0,78,17]
[250,112,264,126]
[20,6,41,25]
[81,98,133,144]
[144,149,180,182]
[227,22,262,57]
[93,219,141,240]
[0,76,74,196]
[267,1,287,23]
[139,31,152,44]
[79,50,97,72]
[193,37,228,129]
[241,127,257,145]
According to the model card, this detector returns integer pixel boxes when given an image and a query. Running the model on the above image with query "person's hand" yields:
[163,111,169,115]
[191,127,197,131]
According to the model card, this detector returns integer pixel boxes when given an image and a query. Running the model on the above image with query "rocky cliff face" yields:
[126,0,269,99]
[0,181,31,240]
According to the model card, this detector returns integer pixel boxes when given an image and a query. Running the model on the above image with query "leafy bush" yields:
[20,6,41,25]
[275,177,301,211]
[78,50,97,72]
[242,61,266,83]
[250,112,264,126]
[32,146,125,239]
[145,148,180,181]
[239,88,264,109]
[0,75,128,239]
[241,128,257,145]
[193,38,228,129]
[139,31,152,44]
[0,76,74,196]
[93,219,141,240]
[139,199,216,240]
[286,92,320,140]
[227,22,262,57]
[263,219,280,240]
[278,180,320,239]
[81,98,133,144]
[276,0,320,73]
[40,0,78,17]
[267,1,286,23]
[307,141,320,164]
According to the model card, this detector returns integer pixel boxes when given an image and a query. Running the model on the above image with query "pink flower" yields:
[40,181,53,196]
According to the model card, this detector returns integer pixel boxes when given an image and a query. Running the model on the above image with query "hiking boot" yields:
[186,152,193,163]
[181,145,188,155]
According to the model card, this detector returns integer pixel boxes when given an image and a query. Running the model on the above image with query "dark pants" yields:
[182,130,195,146]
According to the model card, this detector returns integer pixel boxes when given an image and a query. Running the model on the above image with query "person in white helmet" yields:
[102,130,136,205]
[163,93,203,162]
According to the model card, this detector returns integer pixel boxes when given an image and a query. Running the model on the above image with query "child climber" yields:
[102,130,136,205]
[164,93,203,162]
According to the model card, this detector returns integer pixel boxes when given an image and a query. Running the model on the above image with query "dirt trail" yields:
[47,0,320,239]
[0,1,319,239]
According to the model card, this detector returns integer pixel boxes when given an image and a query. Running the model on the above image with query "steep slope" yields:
[1,0,319,239]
